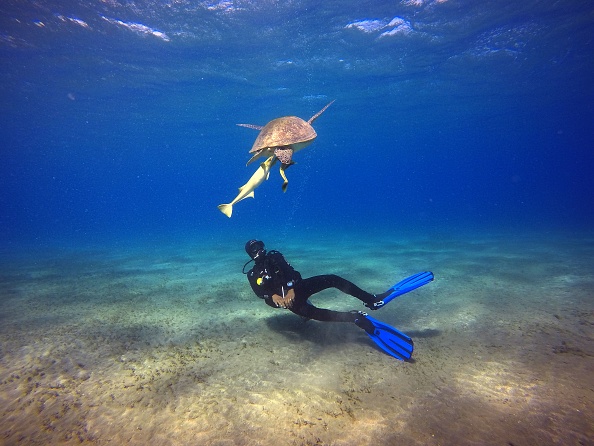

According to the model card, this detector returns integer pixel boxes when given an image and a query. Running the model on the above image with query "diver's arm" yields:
[268,251,302,283]
[263,297,279,308]
[247,267,279,308]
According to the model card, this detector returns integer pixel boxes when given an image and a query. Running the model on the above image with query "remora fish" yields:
[217,155,277,218]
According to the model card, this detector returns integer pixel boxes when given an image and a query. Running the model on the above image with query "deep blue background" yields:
[1,0,593,248]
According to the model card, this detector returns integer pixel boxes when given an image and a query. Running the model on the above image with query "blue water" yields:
[1,0,593,249]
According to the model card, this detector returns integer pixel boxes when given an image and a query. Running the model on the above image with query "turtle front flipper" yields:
[274,146,294,165]
[237,123,264,130]
[279,162,294,193]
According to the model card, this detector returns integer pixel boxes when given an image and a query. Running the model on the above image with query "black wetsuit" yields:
[246,250,376,323]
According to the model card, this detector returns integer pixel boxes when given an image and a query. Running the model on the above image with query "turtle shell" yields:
[249,116,317,153]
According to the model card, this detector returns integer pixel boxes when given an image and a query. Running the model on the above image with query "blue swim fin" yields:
[354,313,414,361]
[367,271,434,310]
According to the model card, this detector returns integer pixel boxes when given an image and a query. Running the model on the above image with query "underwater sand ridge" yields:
[0,235,593,444]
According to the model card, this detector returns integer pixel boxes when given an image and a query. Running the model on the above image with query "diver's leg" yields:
[292,301,357,323]
[297,275,375,306]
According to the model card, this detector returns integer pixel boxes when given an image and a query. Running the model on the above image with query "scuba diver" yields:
[243,239,434,360]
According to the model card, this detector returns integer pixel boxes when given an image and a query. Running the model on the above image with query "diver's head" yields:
[245,239,266,260]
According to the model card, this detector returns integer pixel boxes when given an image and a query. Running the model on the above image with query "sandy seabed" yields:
[0,232,592,445]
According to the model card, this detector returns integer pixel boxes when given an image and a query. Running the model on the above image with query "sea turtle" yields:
[237,100,334,191]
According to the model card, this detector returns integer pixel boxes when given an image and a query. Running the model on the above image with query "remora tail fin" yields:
[217,204,233,218]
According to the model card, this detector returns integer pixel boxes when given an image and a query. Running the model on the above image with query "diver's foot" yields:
[364,295,385,310]
[365,272,435,310]
[352,311,375,334]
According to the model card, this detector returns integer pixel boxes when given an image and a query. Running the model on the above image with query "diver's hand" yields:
[271,289,295,309]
